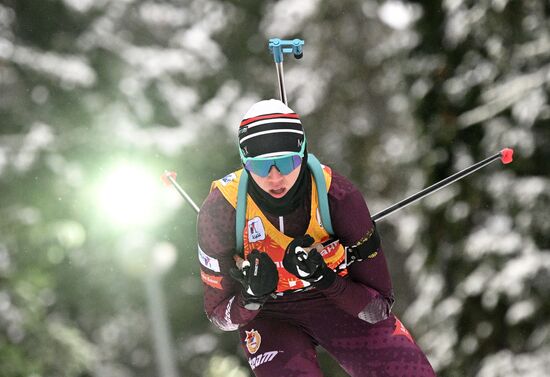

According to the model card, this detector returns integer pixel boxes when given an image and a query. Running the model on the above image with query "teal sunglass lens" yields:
[245,160,272,177]
[275,155,302,175]
[245,155,302,177]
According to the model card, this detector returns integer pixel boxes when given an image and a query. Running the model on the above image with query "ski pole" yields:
[268,38,304,105]
[371,148,514,222]
[161,171,251,268]
[162,148,514,222]
[161,171,200,214]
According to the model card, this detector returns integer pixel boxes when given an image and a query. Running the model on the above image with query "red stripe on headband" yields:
[240,113,300,127]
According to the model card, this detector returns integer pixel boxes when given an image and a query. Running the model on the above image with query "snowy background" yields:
[0,0,549,376]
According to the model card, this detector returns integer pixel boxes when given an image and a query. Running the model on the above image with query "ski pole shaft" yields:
[371,148,514,222]
[161,171,200,214]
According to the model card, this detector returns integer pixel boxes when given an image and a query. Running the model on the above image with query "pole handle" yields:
[234,255,249,271]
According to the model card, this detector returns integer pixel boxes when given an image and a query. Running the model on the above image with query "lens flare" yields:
[97,165,164,228]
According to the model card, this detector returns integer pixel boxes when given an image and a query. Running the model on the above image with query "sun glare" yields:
[97,165,164,228]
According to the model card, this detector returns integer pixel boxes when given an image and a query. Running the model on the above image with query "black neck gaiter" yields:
[247,154,310,216]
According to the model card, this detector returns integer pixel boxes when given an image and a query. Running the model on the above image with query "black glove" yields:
[283,235,336,290]
[230,249,279,310]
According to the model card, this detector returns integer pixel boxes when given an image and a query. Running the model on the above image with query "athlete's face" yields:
[249,164,301,198]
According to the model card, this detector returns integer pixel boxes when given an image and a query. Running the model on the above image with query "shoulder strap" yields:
[235,169,248,254]
[307,154,334,235]
[235,155,334,253]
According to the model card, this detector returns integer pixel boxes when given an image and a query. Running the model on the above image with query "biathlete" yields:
[197,99,436,376]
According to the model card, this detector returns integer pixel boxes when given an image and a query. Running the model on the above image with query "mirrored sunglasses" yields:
[244,153,303,177]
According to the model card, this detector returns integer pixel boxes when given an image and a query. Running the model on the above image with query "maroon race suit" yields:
[197,170,436,376]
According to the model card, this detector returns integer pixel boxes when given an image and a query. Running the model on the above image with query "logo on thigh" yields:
[248,351,279,370]
[245,329,262,354]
